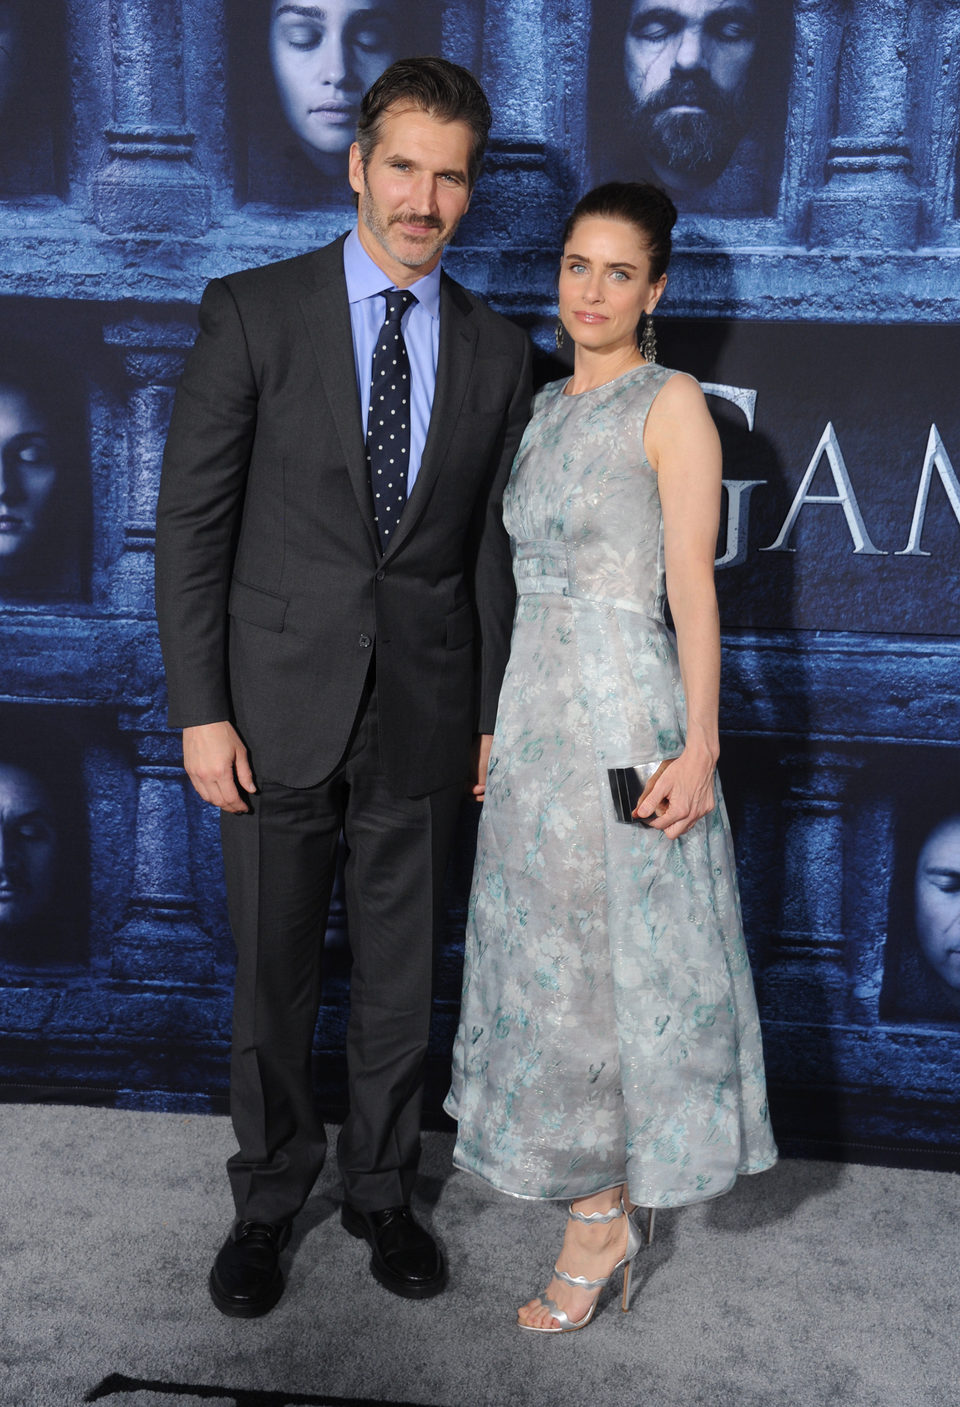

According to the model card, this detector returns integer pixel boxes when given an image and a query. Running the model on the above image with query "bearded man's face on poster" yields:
[623,0,759,191]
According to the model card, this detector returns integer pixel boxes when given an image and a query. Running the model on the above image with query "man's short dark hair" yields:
[355,56,492,189]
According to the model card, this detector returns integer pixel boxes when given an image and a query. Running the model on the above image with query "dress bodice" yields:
[504,363,676,623]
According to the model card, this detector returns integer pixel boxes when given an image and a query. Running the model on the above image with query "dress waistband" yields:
[514,540,570,595]
[513,539,665,621]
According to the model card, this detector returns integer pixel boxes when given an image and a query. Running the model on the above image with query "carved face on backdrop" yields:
[0,762,59,937]
[269,0,400,173]
[0,383,59,582]
[623,0,760,192]
[915,815,960,995]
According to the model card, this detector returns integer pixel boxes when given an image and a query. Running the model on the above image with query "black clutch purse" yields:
[607,759,674,825]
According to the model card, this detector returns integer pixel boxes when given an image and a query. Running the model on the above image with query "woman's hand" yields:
[633,744,716,839]
[469,733,494,801]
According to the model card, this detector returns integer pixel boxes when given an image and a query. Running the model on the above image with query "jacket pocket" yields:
[228,578,289,633]
[444,603,474,649]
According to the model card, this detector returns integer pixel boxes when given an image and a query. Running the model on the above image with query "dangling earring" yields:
[555,318,565,351]
[640,313,657,364]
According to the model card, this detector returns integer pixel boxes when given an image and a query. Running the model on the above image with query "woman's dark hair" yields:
[356,56,492,189]
[562,181,678,282]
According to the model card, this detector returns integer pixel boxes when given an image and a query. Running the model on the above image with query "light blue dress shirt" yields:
[343,227,441,493]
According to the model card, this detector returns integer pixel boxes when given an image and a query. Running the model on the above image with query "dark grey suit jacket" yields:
[155,235,532,796]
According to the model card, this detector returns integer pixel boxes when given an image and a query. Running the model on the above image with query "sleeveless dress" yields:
[444,364,778,1208]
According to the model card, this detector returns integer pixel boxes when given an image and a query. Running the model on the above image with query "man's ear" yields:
[348,142,365,197]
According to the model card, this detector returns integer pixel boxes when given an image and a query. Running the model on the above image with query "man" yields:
[607,0,764,207]
[155,56,531,1317]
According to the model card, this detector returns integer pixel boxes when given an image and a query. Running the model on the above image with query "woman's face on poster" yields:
[0,384,58,577]
[915,815,960,992]
[269,0,399,162]
[0,762,59,931]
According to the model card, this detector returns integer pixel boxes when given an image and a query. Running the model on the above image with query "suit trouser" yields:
[219,678,463,1223]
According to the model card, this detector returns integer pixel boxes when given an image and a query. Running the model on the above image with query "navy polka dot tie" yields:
[367,289,416,552]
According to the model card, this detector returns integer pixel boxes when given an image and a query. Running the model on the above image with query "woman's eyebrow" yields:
[564,253,639,271]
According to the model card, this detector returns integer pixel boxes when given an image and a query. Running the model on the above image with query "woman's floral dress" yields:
[445,365,778,1207]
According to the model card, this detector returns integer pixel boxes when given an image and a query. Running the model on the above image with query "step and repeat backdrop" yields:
[1,0,959,1163]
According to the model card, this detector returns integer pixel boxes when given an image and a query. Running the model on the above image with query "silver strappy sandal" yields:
[517,1199,644,1334]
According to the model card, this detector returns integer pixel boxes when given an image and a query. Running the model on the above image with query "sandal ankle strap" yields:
[567,1198,624,1224]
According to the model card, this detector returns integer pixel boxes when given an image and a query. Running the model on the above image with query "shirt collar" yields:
[343,227,442,319]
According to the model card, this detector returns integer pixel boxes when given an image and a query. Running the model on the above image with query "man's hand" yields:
[469,733,494,801]
[182,721,256,814]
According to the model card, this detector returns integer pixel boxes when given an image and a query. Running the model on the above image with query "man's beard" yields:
[360,187,450,271]
[629,72,748,186]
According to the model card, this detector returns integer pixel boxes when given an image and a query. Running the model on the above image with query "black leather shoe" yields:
[208,1220,291,1318]
[341,1204,447,1299]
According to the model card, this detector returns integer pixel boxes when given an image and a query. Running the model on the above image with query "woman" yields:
[445,182,777,1333]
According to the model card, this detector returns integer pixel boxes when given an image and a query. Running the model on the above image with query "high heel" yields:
[517,1199,643,1334]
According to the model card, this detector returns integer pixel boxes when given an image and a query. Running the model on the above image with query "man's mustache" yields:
[389,211,444,231]
[643,71,730,118]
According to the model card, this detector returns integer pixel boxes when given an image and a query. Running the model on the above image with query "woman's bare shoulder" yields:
[654,369,707,411]
[645,370,720,472]
[646,369,713,438]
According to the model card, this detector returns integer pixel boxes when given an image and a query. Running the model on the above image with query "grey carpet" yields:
[2,1104,957,1407]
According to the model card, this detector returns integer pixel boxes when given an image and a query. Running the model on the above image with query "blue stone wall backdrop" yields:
[1,0,958,1164]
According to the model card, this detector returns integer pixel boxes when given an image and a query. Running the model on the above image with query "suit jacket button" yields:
[375,570,385,582]
[358,633,372,648]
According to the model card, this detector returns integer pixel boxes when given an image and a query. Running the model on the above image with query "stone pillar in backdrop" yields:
[97,320,195,612]
[844,789,895,1024]
[110,718,212,986]
[93,0,210,234]
[461,0,572,251]
[97,318,212,985]
[764,750,863,1018]
[807,0,921,248]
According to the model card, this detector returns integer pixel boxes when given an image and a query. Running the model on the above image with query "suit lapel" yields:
[298,241,380,556]
[383,273,478,558]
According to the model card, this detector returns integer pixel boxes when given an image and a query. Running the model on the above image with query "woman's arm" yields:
[636,372,723,839]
